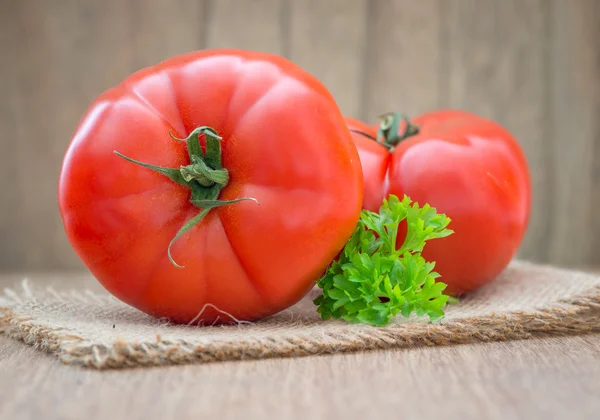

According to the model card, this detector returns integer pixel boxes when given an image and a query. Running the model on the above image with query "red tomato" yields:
[58,49,363,324]
[346,110,531,295]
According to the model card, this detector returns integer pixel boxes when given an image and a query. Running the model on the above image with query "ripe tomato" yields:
[58,49,363,324]
[346,110,531,295]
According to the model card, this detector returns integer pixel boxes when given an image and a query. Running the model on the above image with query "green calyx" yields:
[376,112,420,151]
[349,112,420,152]
[113,126,257,268]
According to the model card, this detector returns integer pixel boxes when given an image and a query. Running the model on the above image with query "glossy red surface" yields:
[347,110,531,295]
[59,50,363,323]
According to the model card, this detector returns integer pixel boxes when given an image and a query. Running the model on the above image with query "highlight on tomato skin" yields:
[57,49,364,325]
[346,110,532,296]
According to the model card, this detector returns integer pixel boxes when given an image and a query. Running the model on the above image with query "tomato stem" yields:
[113,126,258,268]
[349,128,377,142]
[348,128,396,151]
[375,112,420,151]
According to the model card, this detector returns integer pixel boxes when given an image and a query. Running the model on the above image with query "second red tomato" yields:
[346,110,531,295]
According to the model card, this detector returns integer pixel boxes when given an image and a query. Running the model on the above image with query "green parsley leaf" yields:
[314,194,454,327]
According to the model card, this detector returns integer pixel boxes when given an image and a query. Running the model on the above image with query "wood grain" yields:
[1,333,599,420]
[4,1,134,271]
[548,0,600,266]
[204,0,287,55]
[363,0,443,121]
[130,0,207,70]
[0,0,24,269]
[1,270,599,419]
[288,0,368,118]
[0,1,599,270]
[443,0,551,263]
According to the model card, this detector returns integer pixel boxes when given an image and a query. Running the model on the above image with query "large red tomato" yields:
[346,110,531,295]
[58,49,363,324]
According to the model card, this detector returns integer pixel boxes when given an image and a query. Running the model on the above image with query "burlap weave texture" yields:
[1,260,599,369]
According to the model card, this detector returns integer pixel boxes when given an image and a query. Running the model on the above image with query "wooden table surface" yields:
[1,273,599,420]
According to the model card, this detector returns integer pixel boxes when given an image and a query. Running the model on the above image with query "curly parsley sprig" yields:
[314,194,454,327]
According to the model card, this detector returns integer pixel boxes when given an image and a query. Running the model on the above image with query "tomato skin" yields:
[58,49,363,324]
[346,110,531,295]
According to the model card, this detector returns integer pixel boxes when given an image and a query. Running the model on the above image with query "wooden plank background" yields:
[0,0,598,271]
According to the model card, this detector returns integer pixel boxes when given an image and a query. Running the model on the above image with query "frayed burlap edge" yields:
[1,281,599,370]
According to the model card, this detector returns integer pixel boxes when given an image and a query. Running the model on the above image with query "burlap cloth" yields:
[1,260,599,369]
